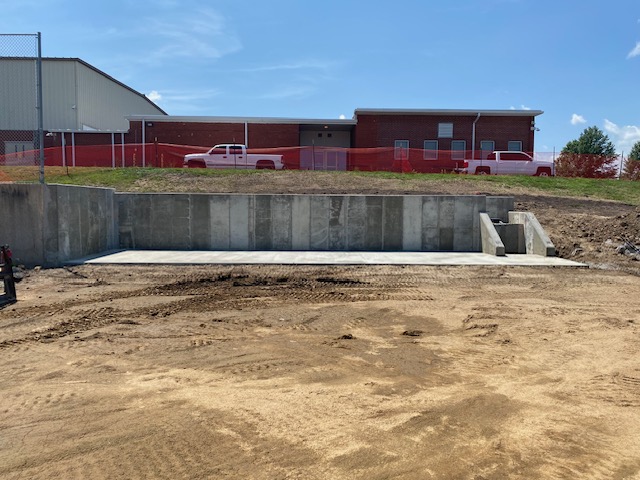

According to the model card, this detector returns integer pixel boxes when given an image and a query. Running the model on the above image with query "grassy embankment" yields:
[2,166,639,205]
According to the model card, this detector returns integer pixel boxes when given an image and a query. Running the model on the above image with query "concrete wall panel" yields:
[209,195,230,249]
[421,196,440,251]
[402,196,422,251]
[310,196,330,250]
[229,196,250,250]
[439,196,455,251]
[272,195,293,250]
[486,196,514,222]
[191,194,212,249]
[364,196,383,250]
[329,196,347,250]
[291,196,310,250]
[254,195,273,250]
[383,196,404,251]
[453,196,481,252]
[0,184,116,266]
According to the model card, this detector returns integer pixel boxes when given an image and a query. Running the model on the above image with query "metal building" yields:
[0,57,166,156]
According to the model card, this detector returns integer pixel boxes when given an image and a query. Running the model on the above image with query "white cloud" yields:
[520,105,531,110]
[237,60,338,74]
[603,119,640,152]
[133,8,242,64]
[339,114,346,120]
[141,88,221,114]
[147,90,162,103]
[628,42,640,59]
[571,114,586,125]
[258,85,315,100]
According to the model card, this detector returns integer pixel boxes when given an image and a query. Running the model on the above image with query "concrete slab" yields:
[71,250,586,267]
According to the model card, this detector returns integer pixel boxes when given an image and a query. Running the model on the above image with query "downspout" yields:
[471,112,481,161]
[244,122,248,147]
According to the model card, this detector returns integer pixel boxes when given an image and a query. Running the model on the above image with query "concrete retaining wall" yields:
[0,184,118,267]
[509,211,556,256]
[117,193,514,252]
[479,213,506,256]
[0,184,517,266]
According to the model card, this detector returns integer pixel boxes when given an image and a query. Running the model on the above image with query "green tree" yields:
[622,140,640,180]
[555,126,618,178]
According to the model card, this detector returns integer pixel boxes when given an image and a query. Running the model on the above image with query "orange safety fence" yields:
[1,144,471,172]
[0,144,635,179]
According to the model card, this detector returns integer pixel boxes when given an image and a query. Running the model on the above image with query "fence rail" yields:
[0,143,635,179]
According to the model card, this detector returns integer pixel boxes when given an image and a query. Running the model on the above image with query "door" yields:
[496,151,531,175]
[3,142,35,165]
[227,145,247,169]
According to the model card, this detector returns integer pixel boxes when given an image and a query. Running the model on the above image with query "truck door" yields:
[497,151,529,175]
[228,145,247,169]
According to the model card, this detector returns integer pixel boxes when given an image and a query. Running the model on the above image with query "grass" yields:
[2,166,639,205]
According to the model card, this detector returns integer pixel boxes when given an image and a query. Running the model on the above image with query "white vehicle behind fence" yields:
[461,151,554,176]
[184,144,285,170]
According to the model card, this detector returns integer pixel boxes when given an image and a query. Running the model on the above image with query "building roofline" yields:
[2,57,168,116]
[354,108,543,116]
[126,115,358,126]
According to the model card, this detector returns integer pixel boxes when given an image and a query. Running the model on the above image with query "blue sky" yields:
[2,0,640,153]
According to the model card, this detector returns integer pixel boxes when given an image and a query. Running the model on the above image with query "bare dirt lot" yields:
[1,175,640,479]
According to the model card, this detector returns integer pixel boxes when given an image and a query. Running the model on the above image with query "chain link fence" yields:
[0,33,43,183]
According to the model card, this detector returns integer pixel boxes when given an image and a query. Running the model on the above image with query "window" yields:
[438,123,453,138]
[451,140,466,160]
[501,152,532,161]
[508,141,522,151]
[480,140,495,159]
[423,140,438,160]
[394,140,409,160]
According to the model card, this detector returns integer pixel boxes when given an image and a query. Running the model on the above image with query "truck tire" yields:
[186,159,206,168]
[256,160,275,170]
[535,167,551,177]
[475,167,490,175]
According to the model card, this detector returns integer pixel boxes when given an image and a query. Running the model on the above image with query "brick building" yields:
[122,108,541,171]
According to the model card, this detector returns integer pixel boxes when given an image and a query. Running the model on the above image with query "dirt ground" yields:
[2,175,640,479]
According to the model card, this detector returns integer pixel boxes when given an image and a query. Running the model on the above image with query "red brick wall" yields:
[133,121,245,147]
[126,121,299,149]
[246,124,299,148]
[353,113,536,153]
[353,115,378,148]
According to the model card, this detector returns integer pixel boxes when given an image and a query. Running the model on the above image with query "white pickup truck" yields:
[460,151,554,176]
[183,144,285,170]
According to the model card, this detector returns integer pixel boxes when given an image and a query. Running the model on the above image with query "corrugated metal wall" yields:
[42,60,77,130]
[1,59,164,132]
[76,62,162,131]
[0,59,37,130]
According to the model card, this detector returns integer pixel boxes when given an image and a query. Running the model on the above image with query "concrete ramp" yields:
[480,211,556,257]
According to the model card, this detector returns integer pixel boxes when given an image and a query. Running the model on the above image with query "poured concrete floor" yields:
[72,250,585,267]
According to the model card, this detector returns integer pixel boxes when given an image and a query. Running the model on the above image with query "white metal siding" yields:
[42,61,77,130]
[1,59,164,132]
[76,62,161,131]
[0,59,37,130]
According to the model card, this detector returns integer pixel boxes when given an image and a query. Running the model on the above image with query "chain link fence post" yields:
[0,32,43,183]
